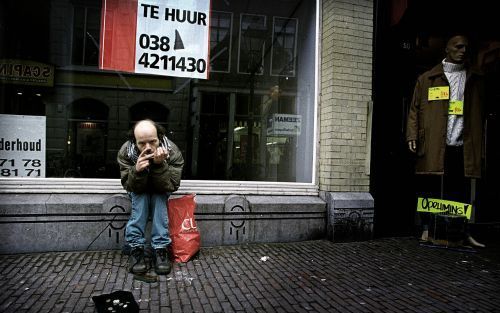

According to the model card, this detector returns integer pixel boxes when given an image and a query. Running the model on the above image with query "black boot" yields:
[129,246,148,274]
[154,248,171,275]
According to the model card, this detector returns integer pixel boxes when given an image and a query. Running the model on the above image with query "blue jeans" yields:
[126,192,171,249]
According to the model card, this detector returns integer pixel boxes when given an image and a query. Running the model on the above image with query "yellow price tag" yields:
[448,100,464,115]
[428,86,450,101]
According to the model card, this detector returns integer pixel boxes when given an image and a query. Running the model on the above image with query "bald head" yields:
[134,120,159,153]
[445,35,468,64]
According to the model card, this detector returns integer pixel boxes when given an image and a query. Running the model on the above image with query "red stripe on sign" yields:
[99,0,138,72]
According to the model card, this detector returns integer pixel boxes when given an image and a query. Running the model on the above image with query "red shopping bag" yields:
[168,194,200,263]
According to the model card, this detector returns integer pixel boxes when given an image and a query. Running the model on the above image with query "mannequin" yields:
[406,34,485,248]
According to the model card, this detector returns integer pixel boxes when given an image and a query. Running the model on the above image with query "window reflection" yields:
[0,0,317,183]
[271,17,297,76]
[66,99,108,178]
[72,5,100,66]
[210,11,233,73]
[238,14,266,75]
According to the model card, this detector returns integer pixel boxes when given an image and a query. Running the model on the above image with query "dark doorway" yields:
[372,0,500,238]
[67,99,109,178]
[197,92,230,180]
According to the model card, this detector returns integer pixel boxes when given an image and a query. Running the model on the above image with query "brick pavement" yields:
[1,238,499,313]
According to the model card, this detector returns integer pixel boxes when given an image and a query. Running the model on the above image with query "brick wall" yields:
[319,0,373,192]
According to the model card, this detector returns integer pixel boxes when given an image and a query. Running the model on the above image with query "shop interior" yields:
[372,0,500,237]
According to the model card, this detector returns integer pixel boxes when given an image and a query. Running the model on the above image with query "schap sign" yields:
[99,0,211,79]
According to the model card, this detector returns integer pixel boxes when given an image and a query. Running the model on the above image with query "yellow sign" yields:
[417,197,471,220]
[428,86,449,101]
[448,100,464,115]
[0,59,54,87]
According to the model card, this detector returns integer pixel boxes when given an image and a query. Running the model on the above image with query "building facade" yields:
[0,0,375,253]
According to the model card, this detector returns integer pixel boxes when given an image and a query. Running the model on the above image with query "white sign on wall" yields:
[0,114,46,177]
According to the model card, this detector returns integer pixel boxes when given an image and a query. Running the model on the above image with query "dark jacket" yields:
[406,63,484,178]
[117,139,184,193]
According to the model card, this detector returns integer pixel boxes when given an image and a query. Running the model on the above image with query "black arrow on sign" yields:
[174,30,185,50]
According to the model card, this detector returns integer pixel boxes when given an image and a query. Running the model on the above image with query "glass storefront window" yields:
[0,0,317,183]
[210,11,233,73]
[238,14,267,75]
[271,17,298,76]
[72,5,101,66]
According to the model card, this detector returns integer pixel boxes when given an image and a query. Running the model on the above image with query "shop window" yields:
[232,93,264,180]
[210,11,233,73]
[0,1,50,62]
[64,99,109,178]
[238,14,267,75]
[271,17,297,76]
[72,5,101,66]
[129,102,171,144]
[196,93,229,179]
[70,98,108,120]
[264,95,297,181]
[130,102,170,127]
[0,87,45,116]
[1,0,318,184]
[235,93,262,116]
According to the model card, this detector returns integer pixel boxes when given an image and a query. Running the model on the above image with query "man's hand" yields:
[152,147,169,164]
[408,140,417,153]
[135,148,155,172]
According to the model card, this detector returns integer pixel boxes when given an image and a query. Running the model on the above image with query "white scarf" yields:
[442,59,466,146]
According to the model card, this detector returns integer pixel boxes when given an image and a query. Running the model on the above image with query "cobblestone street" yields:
[1,238,499,312]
